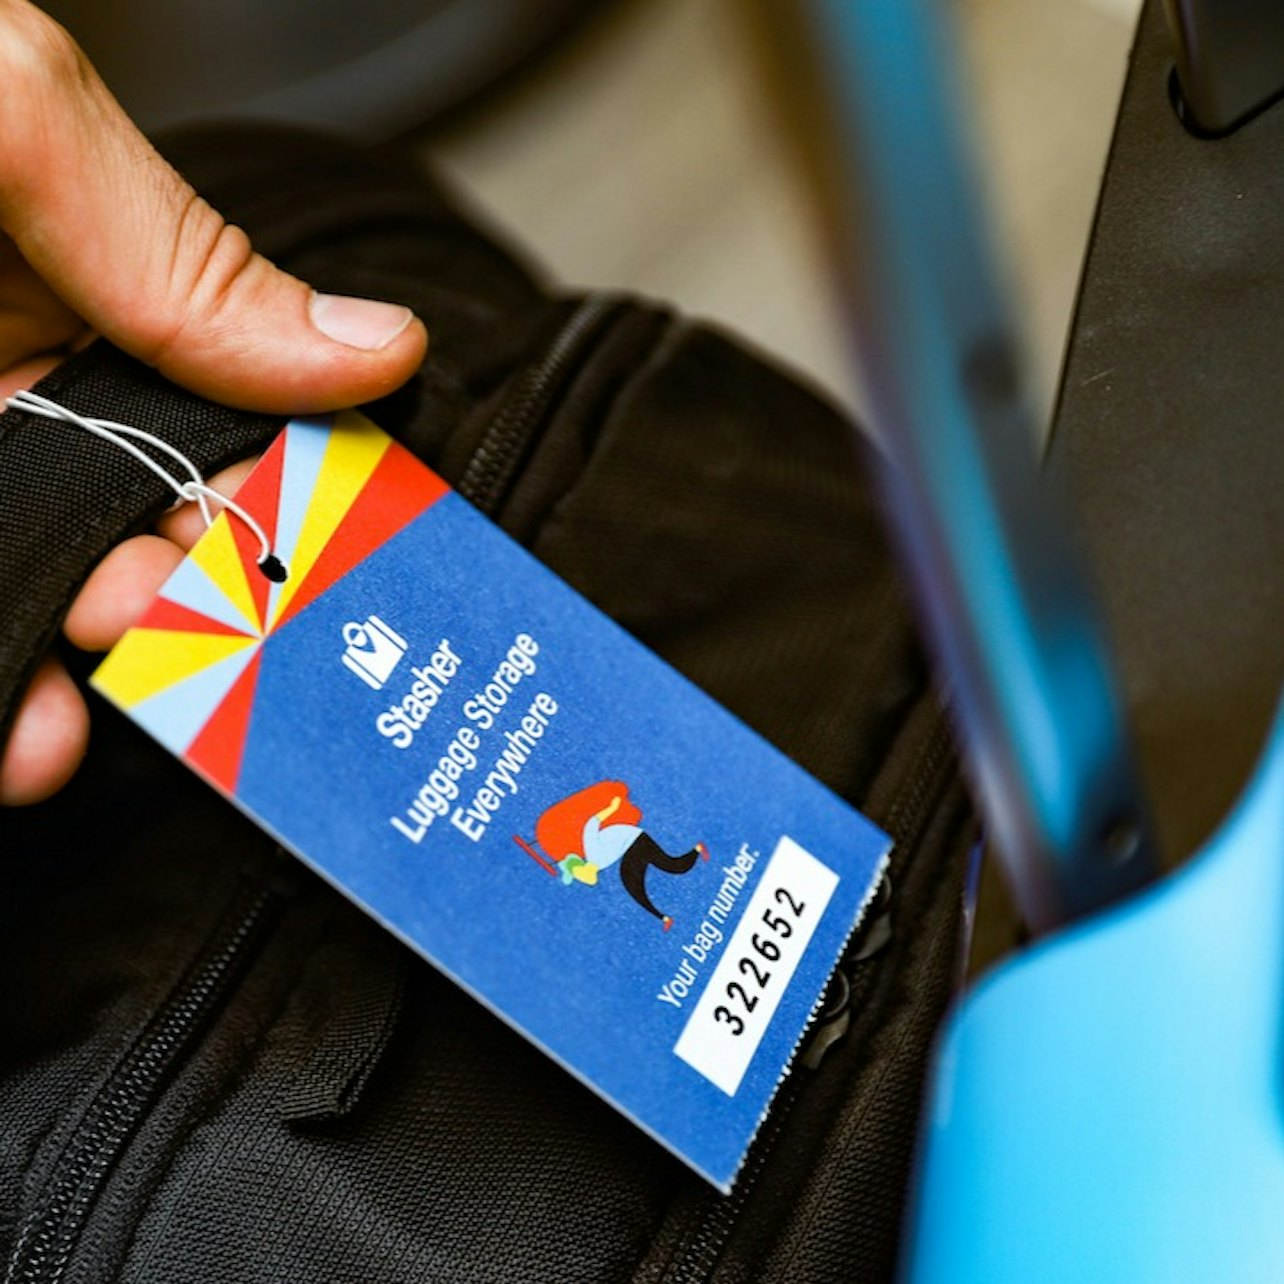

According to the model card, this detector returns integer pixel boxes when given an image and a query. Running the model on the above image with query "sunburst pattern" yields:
[93,410,447,792]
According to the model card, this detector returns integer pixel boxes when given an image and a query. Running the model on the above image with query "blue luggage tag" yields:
[92,410,891,1190]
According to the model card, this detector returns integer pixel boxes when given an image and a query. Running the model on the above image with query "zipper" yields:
[456,291,627,516]
[659,715,955,1284]
[5,881,279,1284]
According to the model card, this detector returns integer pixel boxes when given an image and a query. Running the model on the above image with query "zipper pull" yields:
[800,968,852,1070]
[799,875,894,1071]
[850,874,894,963]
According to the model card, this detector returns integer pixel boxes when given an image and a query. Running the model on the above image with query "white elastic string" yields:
[11,392,216,526]
[5,389,284,575]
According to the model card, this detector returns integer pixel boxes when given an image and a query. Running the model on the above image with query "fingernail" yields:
[309,293,414,351]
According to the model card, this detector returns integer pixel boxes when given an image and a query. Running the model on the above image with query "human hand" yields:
[0,1,427,804]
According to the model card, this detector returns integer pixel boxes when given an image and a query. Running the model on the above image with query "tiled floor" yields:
[428,0,1143,427]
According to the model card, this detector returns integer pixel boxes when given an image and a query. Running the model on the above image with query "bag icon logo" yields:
[341,615,409,690]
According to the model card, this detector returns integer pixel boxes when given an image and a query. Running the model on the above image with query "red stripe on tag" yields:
[139,598,255,639]
[186,648,264,791]
[275,441,447,630]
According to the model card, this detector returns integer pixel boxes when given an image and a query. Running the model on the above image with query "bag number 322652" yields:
[713,887,807,1036]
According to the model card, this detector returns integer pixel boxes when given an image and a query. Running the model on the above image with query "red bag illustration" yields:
[534,780,641,862]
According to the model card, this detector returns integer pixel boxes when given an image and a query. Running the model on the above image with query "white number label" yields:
[674,837,838,1095]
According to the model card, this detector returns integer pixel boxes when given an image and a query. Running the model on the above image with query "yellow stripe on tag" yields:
[270,409,389,628]
[188,515,261,634]
[93,628,257,707]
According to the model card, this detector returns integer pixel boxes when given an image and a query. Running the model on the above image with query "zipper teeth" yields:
[6,887,276,1284]
[883,717,953,850]
[660,710,955,1284]
[456,292,624,515]
[668,1075,804,1280]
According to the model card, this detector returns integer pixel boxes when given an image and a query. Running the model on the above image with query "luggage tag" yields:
[91,409,891,1190]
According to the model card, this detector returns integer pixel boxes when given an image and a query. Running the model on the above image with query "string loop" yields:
[5,390,287,581]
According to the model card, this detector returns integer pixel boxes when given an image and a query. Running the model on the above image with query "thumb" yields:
[0,2,426,413]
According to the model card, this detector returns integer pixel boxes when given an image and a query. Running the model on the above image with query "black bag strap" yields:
[0,343,286,746]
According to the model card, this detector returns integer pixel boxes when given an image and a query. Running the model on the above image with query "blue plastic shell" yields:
[905,699,1284,1282]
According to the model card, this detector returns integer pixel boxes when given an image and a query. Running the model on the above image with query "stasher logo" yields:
[341,615,408,690]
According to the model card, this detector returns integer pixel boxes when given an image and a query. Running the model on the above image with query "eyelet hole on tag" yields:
[258,554,289,583]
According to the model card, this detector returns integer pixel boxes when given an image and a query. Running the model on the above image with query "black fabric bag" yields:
[0,125,974,1284]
